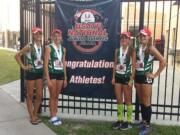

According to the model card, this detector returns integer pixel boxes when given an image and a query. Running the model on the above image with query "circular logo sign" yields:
[68,9,108,53]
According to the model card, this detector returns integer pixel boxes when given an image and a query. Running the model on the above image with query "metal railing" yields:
[20,0,180,122]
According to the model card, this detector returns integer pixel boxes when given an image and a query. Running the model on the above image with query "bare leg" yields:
[114,84,124,121]
[26,80,36,122]
[55,80,63,114]
[48,79,57,117]
[114,84,123,104]
[33,79,43,120]
[135,83,142,103]
[123,85,132,105]
[141,84,152,107]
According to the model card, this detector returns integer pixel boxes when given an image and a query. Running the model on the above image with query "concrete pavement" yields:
[0,80,56,135]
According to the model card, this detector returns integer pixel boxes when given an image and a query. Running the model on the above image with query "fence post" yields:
[35,0,42,113]
[20,0,25,102]
[36,0,41,27]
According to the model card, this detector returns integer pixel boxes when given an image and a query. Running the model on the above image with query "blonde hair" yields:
[127,38,135,58]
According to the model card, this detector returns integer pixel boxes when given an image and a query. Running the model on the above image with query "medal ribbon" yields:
[139,44,146,64]
[119,46,129,65]
[52,43,62,61]
[34,43,42,60]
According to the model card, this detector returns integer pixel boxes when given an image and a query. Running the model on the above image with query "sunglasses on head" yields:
[139,34,147,37]
[120,36,129,39]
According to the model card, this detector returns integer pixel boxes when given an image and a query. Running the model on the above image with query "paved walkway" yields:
[0,79,180,135]
[0,80,56,135]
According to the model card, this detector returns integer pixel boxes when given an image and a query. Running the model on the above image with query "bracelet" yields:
[129,79,133,84]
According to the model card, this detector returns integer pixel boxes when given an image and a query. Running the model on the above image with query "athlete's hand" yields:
[128,75,134,87]
[47,79,53,90]
[128,75,133,86]
[63,80,67,88]
[22,65,32,70]
[111,78,115,85]
[146,73,155,79]
[128,79,133,87]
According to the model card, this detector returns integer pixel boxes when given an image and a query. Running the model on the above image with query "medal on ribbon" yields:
[34,44,43,69]
[52,43,63,70]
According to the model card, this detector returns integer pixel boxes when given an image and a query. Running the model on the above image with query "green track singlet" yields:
[115,46,132,78]
[135,41,154,75]
[25,43,43,73]
[48,43,64,74]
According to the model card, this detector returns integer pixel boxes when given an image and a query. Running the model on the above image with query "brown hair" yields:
[145,37,152,57]
[127,39,134,58]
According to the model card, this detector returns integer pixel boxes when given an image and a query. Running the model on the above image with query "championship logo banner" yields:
[55,0,120,98]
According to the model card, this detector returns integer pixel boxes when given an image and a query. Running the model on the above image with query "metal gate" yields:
[20,0,180,123]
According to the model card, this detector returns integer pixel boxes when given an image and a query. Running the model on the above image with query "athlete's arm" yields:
[147,46,166,79]
[131,47,136,80]
[63,47,67,88]
[112,49,117,85]
[14,44,31,70]
[44,45,51,81]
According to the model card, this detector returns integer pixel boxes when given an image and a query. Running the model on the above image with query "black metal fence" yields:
[20,0,180,122]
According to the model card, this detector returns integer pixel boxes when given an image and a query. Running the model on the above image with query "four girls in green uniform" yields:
[15,26,166,132]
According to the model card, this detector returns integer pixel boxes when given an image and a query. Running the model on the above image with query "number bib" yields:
[54,60,63,70]
[136,60,144,71]
[116,64,126,74]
